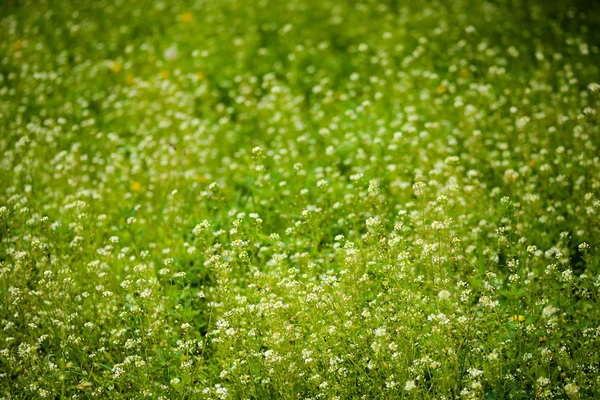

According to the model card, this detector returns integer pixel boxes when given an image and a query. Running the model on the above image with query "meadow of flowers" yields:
[1,0,600,398]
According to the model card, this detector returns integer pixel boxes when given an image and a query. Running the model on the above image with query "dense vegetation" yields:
[1,0,600,398]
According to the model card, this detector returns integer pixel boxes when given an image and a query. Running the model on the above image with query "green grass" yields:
[1,0,600,398]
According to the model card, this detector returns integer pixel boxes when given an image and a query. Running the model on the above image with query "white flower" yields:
[404,380,416,391]
[542,305,557,317]
[374,327,386,337]
[564,383,579,397]
[437,290,451,300]
[164,46,178,60]
[366,216,381,228]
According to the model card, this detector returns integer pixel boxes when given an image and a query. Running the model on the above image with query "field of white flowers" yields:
[1,0,600,398]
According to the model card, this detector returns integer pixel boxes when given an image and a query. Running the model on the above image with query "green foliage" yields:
[1,0,600,398]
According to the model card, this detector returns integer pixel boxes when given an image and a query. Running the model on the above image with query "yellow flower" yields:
[13,40,23,50]
[510,315,525,322]
[160,70,170,79]
[195,72,206,81]
[131,181,142,192]
[110,63,122,73]
[181,12,193,23]
[125,75,135,85]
